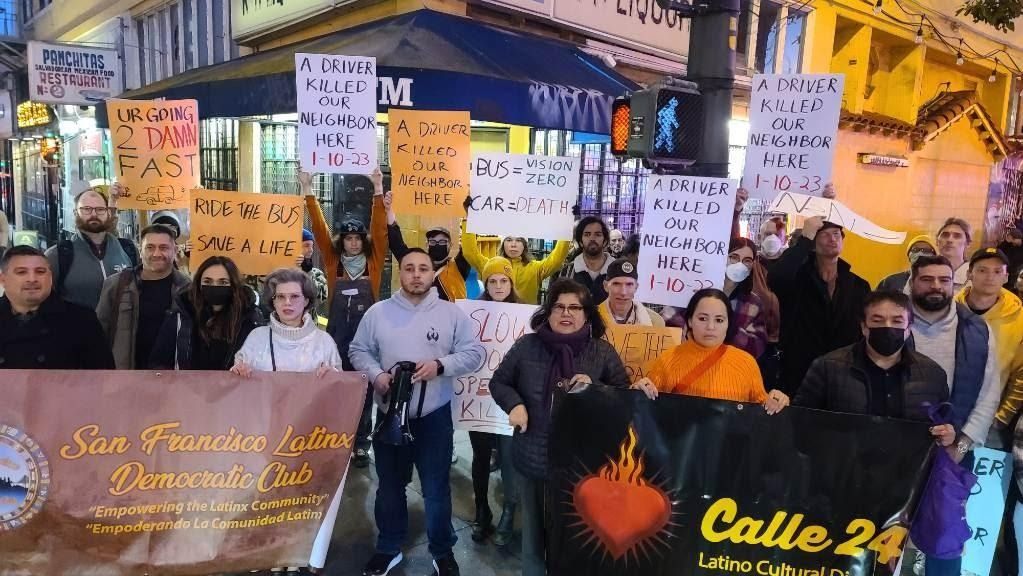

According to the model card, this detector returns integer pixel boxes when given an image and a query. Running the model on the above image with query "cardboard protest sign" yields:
[604,324,682,383]
[0,369,366,574]
[636,175,736,308]
[962,448,1012,576]
[190,190,304,275]
[467,153,577,240]
[295,53,377,174]
[453,300,538,435]
[388,109,470,217]
[743,74,844,201]
[107,98,198,210]
[769,191,907,244]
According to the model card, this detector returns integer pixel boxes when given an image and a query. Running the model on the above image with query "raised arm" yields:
[538,239,572,280]
[459,218,489,274]
[368,169,389,290]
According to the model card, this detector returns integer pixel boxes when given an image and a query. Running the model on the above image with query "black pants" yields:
[469,431,496,521]
[356,383,374,451]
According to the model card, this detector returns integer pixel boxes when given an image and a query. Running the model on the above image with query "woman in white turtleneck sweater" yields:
[232,268,341,376]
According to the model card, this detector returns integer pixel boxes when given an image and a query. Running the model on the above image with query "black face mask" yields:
[301,257,313,272]
[201,285,233,307]
[428,244,450,263]
[868,327,905,357]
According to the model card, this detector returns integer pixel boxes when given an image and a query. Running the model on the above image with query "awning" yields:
[98,9,640,134]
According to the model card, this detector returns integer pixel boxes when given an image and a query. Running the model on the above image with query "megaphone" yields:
[373,361,419,445]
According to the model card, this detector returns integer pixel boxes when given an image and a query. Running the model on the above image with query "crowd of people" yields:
[2,172,1023,576]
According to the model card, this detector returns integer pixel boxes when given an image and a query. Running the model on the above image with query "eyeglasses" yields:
[552,304,584,315]
[77,207,110,216]
[273,293,305,303]
[427,239,450,247]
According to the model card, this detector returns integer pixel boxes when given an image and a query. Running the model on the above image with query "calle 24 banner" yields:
[0,370,367,575]
[548,387,935,576]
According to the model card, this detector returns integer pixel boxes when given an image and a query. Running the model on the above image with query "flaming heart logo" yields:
[570,425,673,562]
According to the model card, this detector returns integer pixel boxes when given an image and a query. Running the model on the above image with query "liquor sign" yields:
[17,102,51,128]
[858,153,909,167]
[27,41,122,106]
[231,0,356,41]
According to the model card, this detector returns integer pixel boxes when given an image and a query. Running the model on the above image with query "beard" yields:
[913,291,951,312]
[583,241,604,256]
[76,214,112,234]
[403,282,430,296]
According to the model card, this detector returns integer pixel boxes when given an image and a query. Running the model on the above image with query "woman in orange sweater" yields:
[633,288,789,413]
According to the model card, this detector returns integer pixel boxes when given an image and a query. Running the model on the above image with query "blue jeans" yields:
[373,403,457,560]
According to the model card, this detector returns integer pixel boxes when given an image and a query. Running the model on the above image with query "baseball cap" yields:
[337,219,367,235]
[969,247,1009,268]
[425,226,451,240]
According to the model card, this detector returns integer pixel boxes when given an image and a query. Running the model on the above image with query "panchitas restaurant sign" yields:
[484,0,690,57]
[27,41,122,106]
[231,0,356,41]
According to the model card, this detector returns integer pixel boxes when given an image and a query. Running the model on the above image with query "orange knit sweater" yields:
[647,340,767,403]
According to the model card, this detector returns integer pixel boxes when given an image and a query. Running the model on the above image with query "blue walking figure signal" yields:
[655,96,680,152]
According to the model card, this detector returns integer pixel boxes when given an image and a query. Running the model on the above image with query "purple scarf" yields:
[535,323,591,411]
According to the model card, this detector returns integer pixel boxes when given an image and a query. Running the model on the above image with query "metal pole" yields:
[686,0,739,178]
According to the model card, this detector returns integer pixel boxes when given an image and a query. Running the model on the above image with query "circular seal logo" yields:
[621,261,635,274]
[0,425,49,531]
[50,85,65,99]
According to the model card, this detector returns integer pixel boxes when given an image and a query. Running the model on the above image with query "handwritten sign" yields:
[467,153,577,240]
[190,189,304,275]
[453,300,538,435]
[604,324,683,383]
[963,448,1012,576]
[768,191,907,244]
[743,74,844,201]
[636,175,736,308]
[389,109,470,217]
[107,98,198,210]
[295,53,376,174]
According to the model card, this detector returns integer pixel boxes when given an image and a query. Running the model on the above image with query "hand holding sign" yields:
[769,192,906,245]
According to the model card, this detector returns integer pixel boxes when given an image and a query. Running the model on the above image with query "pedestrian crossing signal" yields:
[611,79,703,166]
[610,97,630,156]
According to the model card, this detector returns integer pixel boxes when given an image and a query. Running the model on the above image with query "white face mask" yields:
[761,235,783,258]
[725,262,752,283]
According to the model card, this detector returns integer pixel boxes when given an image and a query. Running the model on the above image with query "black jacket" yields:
[795,341,948,421]
[0,293,114,369]
[149,289,264,370]
[768,236,871,395]
[489,334,630,480]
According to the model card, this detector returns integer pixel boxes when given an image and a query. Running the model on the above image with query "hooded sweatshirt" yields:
[349,287,484,418]
[460,219,572,305]
[955,287,1023,386]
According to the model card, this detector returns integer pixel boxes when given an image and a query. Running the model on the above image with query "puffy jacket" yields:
[460,219,571,305]
[768,236,871,395]
[489,334,630,480]
[388,222,470,301]
[955,287,1023,386]
[149,289,264,370]
[795,341,948,421]
[0,293,114,369]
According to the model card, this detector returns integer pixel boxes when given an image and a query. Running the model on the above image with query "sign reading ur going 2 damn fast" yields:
[637,175,736,308]
[548,388,933,576]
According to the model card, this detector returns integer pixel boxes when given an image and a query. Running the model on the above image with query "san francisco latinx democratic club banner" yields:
[548,387,935,576]
[0,370,366,575]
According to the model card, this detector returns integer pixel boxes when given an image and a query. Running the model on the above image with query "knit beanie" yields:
[482,257,514,282]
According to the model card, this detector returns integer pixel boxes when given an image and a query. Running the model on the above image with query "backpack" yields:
[57,237,140,291]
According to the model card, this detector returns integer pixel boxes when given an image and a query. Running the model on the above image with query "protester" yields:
[768,215,870,394]
[151,209,193,272]
[795,290,951,423]
[999,228,1023,289]
[349,248,483,576]
[620,233,640,260]
[46,185,139,310]
[0,245,114,369]
[632,288,788,413]
[298,227,329,309]
[876,235,937,291]
[388,196,470,302]
[461,197,571,305]
[301,169,388,468]
[935,218,973,290]
[750,242,782,388]
[149,255,263,370]
[731,187,749,239]
[609,228,625,258]
[467,256,522,547]
[558,216,613,304]
[1016,269,1023,301]
[489,278,629,576]
[955,248,1023,389]
[721,237,768,358]
[598,257,664,327]
[757,216,787,274]
[96,224,191,370]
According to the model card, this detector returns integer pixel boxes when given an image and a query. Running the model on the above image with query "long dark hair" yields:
[332,231,372,257]
[190,256,252,343]
[727,237,758,296]
[498,237,534,264]
[684,288,737,344]
[530,278,606,338]
[479,278,521,303]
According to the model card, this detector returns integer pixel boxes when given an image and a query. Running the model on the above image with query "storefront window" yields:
[755,0,783,73]
[200,118,238,191]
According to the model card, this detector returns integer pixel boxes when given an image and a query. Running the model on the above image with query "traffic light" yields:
[610,97,630,156]
[610,78,703,166]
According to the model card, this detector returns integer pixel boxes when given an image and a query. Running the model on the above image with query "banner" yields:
[744,74,844,201]
[452,300,538,435]
[190,189,304,275]
[467,153,577,240]
[28,41,123,105]
[296,53,377,174]
[604,324,682,383]
[548,388,934,576]
[636,175,736,308]
[768,192,907,245]
[388,109,470,217]
[963,448,1012,576]
[107,99,199,210]
[0,370,365,575]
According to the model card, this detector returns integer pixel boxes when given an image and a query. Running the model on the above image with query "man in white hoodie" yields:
[350,247,483,576]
